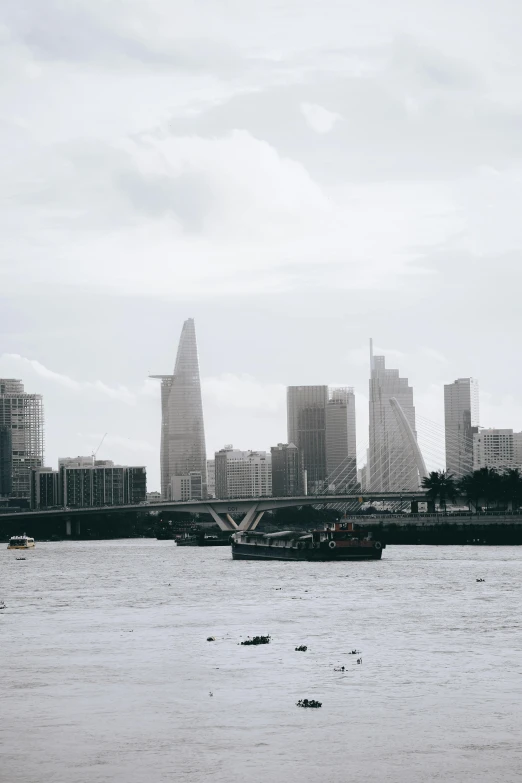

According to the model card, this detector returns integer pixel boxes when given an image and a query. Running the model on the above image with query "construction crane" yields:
[92,433,107,464]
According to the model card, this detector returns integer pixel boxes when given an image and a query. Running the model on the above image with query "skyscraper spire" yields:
[150,318,207,500]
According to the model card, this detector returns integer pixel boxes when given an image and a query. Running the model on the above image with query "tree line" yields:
[422,467,522,511]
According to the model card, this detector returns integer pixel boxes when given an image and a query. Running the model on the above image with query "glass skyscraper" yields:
[444,378,479,479]
[325,388,357,491]
[0,378,44,500]
[287,385,357,493]
[368,343,422,492]
[151,318,207,500]
[287,386,328,493]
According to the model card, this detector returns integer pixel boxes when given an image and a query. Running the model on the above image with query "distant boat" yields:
[176,533,231,547]
[7,534,35,550]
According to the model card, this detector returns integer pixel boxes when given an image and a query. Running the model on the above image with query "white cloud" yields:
[0,354,137,405]
[1,129,461,299]
[202,373,286,413]
[301,102,340,133]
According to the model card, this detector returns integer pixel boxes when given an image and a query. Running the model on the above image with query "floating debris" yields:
[16,557,26,561]
[297,699,322,709]
[209,692,213,697]
[240,635,271,646]
[295,645,308,652]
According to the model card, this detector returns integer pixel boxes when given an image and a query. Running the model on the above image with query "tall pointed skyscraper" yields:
[368,340,426,492]
[151,319,207,500]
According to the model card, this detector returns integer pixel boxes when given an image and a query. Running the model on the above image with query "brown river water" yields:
[1,541,521,783]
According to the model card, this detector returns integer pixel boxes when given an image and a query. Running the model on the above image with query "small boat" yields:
[7,534,35,550]
[198,535,230,547]
[231,520,385,561]
[176,533,230,547]
[175,535,199,547]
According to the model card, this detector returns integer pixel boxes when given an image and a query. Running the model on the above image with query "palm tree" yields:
[478,467,501,510]
[458,472,482,511]
[422,470,457,511]
[459,468,501,511]
[500,468,522,510]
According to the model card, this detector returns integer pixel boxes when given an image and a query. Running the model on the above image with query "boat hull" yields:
[176,538,230,547]
[231,543,382,561]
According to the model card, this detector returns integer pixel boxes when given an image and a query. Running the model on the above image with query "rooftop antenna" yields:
[92,433,107,464]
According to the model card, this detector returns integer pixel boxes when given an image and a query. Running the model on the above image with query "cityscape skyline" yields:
[5,320,522,497]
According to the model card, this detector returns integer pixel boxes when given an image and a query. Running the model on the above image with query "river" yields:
[1,541,521,782]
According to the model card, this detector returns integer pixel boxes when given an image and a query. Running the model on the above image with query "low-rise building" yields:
[31,459,147,509]
[58,456,96,469]
[168,470,203,501]
[31,467,60,509]
[215,445,272,499]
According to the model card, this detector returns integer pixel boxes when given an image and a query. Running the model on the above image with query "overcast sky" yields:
[1,0,521,490]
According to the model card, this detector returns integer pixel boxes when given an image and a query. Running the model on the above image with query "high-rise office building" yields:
[287,386,328,493]
[214,445,272,498]
[287,385,357,493]
[206,459,216,497]
[271,443,300,496]
[0,426,13,496]
[0,378,44,500]
[472,429,522,471]
[368,342,423,492]
[444,378,479,479]
[326,388,357,491]
[150,319,207,500]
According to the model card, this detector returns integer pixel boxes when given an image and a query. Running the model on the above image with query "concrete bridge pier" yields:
[65,517,81,536]
[238,504,265,531]
[204,504,265,532]
[204,505,238,532]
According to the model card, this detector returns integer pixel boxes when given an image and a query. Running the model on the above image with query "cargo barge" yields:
[231,521,384,561]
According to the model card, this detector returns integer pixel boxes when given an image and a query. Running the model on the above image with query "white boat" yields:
[7,534,35,550]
